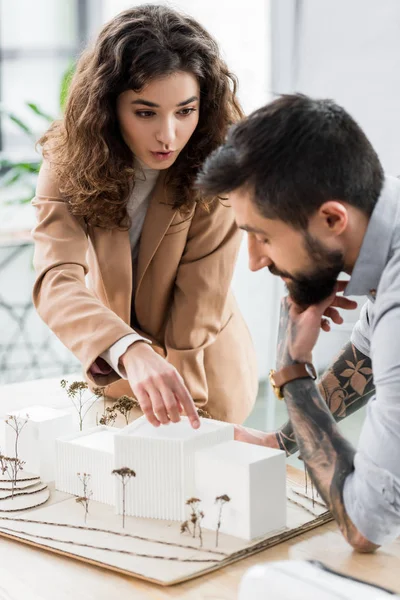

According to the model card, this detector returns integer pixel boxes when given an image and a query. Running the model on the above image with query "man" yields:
[196,94,400,552]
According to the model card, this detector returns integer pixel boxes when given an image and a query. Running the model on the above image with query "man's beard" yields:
[269,233,345,308]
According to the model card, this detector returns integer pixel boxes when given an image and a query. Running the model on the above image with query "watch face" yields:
[305,362,317,380]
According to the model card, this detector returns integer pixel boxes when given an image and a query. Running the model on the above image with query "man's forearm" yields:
[284,376,377,551]
[276,342,375,455]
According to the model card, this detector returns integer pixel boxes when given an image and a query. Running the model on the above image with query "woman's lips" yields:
[150,151,175,161]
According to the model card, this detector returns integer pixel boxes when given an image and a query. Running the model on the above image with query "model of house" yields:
[55,426,117,505]
[195,440,286,540]
[4,405,75,482]
[113,416,234,520]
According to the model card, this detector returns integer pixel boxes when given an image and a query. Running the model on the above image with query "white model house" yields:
[55,426,117,505]
[18,411,287,542]
[195,440,287,540]
[113,416,234,520]
[4,405,75,481]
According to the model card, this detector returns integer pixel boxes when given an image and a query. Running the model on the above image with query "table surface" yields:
[1,377,399,600]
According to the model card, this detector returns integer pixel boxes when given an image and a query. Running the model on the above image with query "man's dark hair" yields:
[196,94,384,228]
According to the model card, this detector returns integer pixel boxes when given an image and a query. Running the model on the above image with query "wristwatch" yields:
[269,363,317,400]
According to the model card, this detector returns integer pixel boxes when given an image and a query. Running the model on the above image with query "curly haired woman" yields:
[32,4,258,428]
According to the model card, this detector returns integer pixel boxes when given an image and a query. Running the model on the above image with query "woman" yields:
[32,4,258,427]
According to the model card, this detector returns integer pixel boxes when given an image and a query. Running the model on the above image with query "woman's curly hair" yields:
[39,4,243,228]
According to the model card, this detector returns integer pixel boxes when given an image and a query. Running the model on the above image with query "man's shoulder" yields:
[378,244,400,295]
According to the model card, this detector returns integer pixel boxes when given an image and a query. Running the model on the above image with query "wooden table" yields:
[1,377,399,599]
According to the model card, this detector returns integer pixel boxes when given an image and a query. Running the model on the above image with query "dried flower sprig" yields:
[60,380,101,431]
[76,472,93,523]
[215,494,230,548]
[182,497,205,547]
[112,467,136,528]
[3,414,28,496]
[99,406,117,426]
[113,395,137,425]
[196,408,212,419]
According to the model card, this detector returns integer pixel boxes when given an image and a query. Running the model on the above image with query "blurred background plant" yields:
[0,62,74,206]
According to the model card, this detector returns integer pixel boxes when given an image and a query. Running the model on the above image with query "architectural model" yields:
[195,440,286,540]
[2,407,287,543]
[55,426,117,505]
[4,405,74,481]
[113,416,234,520]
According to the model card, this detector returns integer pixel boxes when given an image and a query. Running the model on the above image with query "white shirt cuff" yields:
[100,333,151,379]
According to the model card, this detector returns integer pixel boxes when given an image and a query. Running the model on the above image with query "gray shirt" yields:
[342,175,400,545]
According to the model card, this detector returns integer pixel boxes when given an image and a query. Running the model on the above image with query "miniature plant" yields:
[99,405,118,426]
[112,467,136,528]
[182,498,205,547]
[215,494,231,548]
[186,497,201,539]
[76,472,93,523]
[198,510,205,548]
[0,454,25,498]
[60,380,99,431]
[113,395,136,425]
[196,408,212,419]
[92,386,108,414]
[4,414,28,496]
[180,520,190,535]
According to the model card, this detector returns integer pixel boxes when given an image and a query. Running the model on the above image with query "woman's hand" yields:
[121,342,200,429]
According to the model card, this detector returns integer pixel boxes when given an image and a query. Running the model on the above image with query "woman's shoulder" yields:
[35,159,63,201]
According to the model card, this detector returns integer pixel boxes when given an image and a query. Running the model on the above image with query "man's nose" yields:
[248,238,272,272]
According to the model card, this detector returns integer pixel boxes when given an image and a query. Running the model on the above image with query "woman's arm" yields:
[164,198,242,407]
[32,162,139,386]
[32,163,200,427]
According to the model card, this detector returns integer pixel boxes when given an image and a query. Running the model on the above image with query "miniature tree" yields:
[92,386,108,414]
[196,408,212,419]
[75,472,93,523]
[0,454,25,498]
[99,405,118,426]
[60,380,99,431]
[186,497,201,539]
[112,467,136,528]
[215,494,231,548]
[113,395,136,425]
[182,498,205,547]
[198,510,205,548]
[4,414,28,497]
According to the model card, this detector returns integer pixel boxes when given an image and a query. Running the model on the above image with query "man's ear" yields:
[310,201,348,238]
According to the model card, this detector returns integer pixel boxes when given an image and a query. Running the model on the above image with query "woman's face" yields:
[116,71,200,169]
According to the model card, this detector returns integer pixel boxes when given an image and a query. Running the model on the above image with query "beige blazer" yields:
[32,163,258,423]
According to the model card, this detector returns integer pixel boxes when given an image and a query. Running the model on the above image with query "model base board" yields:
[0,466,331,586]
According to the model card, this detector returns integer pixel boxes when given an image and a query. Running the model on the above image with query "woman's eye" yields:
[177,107,196,116]
[135,110,155,118]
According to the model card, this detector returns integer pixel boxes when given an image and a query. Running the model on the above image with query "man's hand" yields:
[277,282,358,369]
[234,424,279,449]
[320,281,358,332]
[121,342,200,429]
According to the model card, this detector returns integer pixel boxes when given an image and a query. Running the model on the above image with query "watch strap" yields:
[272,363,315,389]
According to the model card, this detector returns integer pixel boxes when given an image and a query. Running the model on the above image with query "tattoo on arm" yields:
[275,342,375,455]
[274,298,377,550]
[283,376,369,547]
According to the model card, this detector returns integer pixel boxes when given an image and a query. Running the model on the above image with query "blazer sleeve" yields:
[31,162,135,386]
[164,198,242,405]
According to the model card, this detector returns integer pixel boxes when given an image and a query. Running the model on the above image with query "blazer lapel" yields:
[135,171,177,301]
